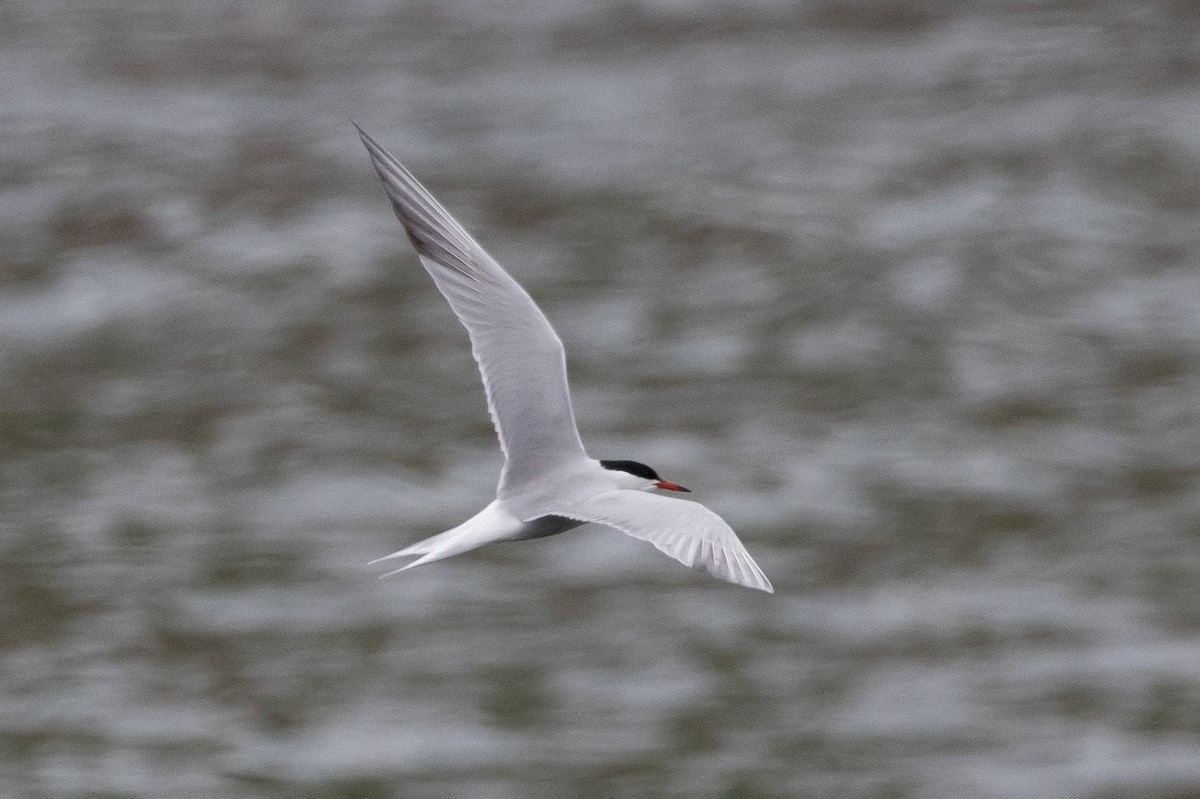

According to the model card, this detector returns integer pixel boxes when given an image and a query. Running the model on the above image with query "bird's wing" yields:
[541,490,774,592]
[356,124,588,494]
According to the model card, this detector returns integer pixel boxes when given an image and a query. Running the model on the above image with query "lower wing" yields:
[539,490,773,593]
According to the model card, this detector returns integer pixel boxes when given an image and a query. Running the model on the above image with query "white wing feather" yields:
[543,491,774,593]
[355,124,588,495]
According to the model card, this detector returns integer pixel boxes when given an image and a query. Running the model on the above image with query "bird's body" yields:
[356,124,773,592]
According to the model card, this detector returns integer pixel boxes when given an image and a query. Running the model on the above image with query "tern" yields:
[356,124,773,592]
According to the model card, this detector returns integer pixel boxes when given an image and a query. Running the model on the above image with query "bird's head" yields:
[600,459,690,493]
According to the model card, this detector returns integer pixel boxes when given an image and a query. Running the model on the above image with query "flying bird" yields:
[355,123,772,592]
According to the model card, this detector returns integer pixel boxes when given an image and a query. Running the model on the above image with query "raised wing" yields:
[355,124,589,494]
[543,490,774,592]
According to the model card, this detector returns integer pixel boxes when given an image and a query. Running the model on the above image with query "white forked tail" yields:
[370,501,523,577]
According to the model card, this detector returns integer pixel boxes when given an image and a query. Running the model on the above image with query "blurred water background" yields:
[5,1,1200,797]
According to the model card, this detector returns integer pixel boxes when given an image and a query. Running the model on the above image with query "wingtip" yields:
[734,570,774,593]
[751,567,775,594]
[353,123,378,152]
[748,561,774,593]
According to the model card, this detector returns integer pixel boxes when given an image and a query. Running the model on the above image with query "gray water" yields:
[5,2,1200,797]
